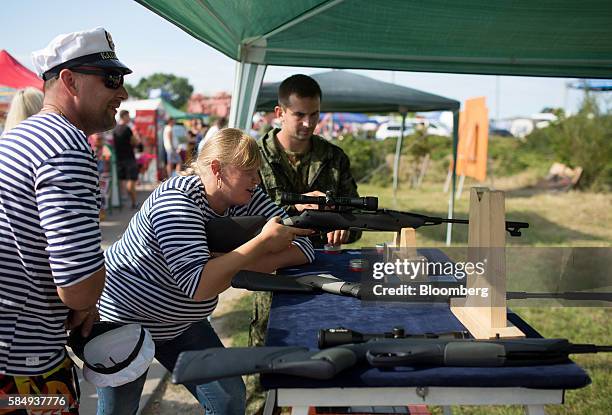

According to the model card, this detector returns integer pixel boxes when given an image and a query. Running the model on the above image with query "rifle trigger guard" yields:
[415,386,429,401]
[366,350,410,366]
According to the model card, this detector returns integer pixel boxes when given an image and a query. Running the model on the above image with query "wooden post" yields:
[385,227,417,263]
[394,227,417,259]
[384,228,428,281]
[450,187,524,339]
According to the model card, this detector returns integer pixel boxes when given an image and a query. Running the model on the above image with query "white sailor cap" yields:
[68,322,155,388]
[32,27,132,81]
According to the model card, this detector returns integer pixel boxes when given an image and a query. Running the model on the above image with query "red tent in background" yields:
[0,50,43,90]
[0,50,43,115]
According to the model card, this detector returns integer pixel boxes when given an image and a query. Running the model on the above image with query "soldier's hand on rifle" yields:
[327,229,350,246]
[294,190,326,212]
[258,216,314,253]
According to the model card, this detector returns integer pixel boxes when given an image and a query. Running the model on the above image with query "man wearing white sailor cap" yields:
[33,26,132,135]
[0,27,131,412]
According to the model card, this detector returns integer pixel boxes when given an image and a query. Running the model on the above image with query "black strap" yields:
[42,52,124,80]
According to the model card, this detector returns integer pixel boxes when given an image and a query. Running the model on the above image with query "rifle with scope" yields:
[172,336,612,385]
[205,192,529,252]
[318,326,470,348]
[232,270,612,302]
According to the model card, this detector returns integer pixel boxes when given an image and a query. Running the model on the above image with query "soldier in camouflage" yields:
[246,74,361,414]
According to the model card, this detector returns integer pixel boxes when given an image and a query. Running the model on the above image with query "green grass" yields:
[226,294,253,347]
[347,183,612,248]
[229,182,611,414]
[422,307,612,415]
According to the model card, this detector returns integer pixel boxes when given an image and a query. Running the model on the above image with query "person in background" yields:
[113,110,140,209]
[196,122,209,154]
[0,26,131,412]
[97,128,314,415]
[186,129,197,164]
[1,87,44,134]
[163,117,180,178]
[89,132,113,220]
[198,116,227,153]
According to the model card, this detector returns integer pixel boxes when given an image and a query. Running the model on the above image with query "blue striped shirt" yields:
[0,113,104,375]
[100,175,314,340]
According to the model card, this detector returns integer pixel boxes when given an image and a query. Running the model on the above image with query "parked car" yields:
[425,120,451,137]
[375,122,415,140]
[489,127,514,137]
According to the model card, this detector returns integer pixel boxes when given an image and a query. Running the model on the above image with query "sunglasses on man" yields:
[69,66,125,90]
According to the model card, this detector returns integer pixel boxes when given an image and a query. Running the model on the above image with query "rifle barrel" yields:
[507,291,612,302]
[423,216,529,237]
[569,344,612,354]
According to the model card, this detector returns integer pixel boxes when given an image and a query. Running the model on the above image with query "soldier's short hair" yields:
[278,74,322,107]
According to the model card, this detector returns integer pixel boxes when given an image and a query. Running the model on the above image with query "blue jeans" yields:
[96,320,245,415]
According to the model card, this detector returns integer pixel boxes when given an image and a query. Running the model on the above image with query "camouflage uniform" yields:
[246,128,360,414]
[257,128,359,216]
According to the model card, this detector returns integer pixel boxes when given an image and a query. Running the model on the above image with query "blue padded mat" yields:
[261,249,591,390]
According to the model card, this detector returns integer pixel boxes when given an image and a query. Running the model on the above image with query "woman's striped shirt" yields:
[99,175,314,340]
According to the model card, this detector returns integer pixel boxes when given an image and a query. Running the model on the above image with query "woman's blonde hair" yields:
[182,128,261,177]
[3,87,44,132]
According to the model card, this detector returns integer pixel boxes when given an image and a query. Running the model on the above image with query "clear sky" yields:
[2,0,591,119]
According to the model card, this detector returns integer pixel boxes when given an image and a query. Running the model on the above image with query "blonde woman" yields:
[2,87,44,133]
[97,128,314,415]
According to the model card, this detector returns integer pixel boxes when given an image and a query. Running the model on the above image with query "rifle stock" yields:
[232,270,316,293]
[173,346,361,384]
[206,216,267,253]
[232,271,361,298]
[172,338,612,385]
[232,271,611,304]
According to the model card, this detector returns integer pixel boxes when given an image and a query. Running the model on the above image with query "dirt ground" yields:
[141,287,248,415]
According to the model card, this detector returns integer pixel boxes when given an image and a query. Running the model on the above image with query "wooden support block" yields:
[384,228,428,281]
[451,307,524,339]
[385,227,417,261]
[450,187,524,339]
[394,227,417,259]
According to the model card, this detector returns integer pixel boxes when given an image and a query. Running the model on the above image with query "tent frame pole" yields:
[446,109,460,246]
[392,112,407,199]
[229,60,267,130]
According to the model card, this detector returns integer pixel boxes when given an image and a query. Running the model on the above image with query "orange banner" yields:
[456,97,489,182]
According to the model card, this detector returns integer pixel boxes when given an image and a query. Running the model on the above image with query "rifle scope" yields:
[281,191,378,211]
[318,327,470,348]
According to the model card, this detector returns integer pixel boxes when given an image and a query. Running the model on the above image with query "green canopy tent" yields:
[255,70,460,113]
[161,100,207,122]
[256,70,460,199]
[135,0,612,243]
[136,0,612,127]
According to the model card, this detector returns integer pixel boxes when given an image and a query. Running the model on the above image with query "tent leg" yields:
[229,61,267,130]
[446,110,460,246]
[392,112,407,200]
[456,174,466,199]
[443,170,452,193]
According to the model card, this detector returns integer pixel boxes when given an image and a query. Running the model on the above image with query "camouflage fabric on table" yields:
[245,291,272,415]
